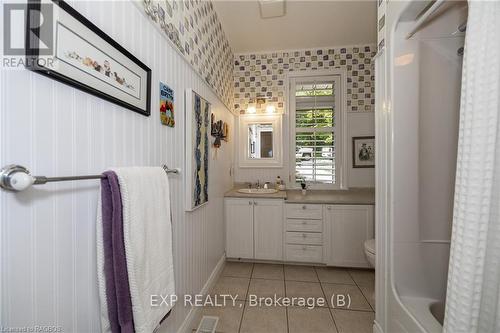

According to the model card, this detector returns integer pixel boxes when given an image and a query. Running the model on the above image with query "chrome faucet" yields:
[255,180,261,189]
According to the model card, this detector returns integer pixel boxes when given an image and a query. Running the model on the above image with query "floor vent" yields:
[195,315,219,333]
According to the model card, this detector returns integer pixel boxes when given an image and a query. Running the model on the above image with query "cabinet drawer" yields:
[285,244,323,263]
[285,204,323,219]
[286,218,323,232]
[286,232,322,245]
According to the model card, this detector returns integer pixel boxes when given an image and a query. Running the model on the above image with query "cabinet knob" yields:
[302,233,307,238]
[302,246,307,251]
[302,221,307,225]
[254,201,258,205]
[302,205,307,210]
[327,206,331,210]
[249,201,252,205]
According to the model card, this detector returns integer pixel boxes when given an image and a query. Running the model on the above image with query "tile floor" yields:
[193,262,375,333]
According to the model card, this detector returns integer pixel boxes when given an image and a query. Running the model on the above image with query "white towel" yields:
[97,167,176,333]
[115,167,176,333]
[96,191,112,333]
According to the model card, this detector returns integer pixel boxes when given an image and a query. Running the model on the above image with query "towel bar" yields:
[0,164,180,192]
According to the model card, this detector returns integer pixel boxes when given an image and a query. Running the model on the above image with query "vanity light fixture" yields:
[246,106,257,114]
[266,105,276,114]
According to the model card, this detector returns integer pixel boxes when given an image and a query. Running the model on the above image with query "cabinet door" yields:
[324,205,374,268]
[254,199,284,261]
[225,199,254,259]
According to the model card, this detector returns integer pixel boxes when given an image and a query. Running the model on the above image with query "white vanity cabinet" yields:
[285,204,324,263]
[254,199,284,260]
[225,198,283,261]
[324,205,374,268]
[225,198,254,259]
[226,196,374,266]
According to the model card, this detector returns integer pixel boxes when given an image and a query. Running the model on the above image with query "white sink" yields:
[237,188,278,194]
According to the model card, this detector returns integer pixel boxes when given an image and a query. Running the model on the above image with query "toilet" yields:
[364,238,376,267]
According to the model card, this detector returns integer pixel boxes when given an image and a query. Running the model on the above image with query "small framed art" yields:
[352,136,375,168]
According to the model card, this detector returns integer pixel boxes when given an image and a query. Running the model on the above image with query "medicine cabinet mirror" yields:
[239,115,282,168]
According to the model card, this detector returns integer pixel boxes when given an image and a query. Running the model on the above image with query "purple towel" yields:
[101,171,134,333]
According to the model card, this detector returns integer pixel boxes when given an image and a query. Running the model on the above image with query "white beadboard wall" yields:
[0,1,234,332]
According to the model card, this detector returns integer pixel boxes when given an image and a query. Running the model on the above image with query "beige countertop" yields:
[224,186,375,205]
[285,188,375,205]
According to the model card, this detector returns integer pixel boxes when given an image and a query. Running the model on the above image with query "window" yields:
[289,75,343,188]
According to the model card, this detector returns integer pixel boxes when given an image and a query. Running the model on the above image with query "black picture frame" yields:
[25,0,152,116]
[352,136,375,168]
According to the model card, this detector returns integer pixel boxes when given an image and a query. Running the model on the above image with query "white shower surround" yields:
[376,1,467,332]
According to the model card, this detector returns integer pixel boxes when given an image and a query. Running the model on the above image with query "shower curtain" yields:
[444,1,500,332]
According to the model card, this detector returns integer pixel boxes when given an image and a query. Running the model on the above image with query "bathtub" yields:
[400,297,444,333]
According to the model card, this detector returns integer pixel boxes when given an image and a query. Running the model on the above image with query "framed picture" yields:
[352,136,375,168]
[185,89,210,211]
[160,82,175,127]
[26,0,152,116]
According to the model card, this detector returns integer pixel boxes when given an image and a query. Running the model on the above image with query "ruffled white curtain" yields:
[444,1,500,332]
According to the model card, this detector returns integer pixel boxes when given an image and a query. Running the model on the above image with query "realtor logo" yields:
[3,3,53,56]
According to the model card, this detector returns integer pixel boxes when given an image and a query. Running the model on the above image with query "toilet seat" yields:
[364,239,375,255]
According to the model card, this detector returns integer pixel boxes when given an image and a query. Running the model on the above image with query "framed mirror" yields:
[239,115,282,168]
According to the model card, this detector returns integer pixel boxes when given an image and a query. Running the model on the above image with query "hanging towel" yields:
[113,167,176,333]
[97,171,134,333]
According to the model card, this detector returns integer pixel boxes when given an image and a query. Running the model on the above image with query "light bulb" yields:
[266,105,275,113]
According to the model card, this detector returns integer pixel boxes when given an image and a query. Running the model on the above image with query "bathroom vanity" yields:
[224,188,374,268]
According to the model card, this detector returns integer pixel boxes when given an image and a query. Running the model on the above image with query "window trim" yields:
[286,70,348,190]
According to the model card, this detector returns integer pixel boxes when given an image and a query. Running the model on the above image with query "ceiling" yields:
[212,0,378,54]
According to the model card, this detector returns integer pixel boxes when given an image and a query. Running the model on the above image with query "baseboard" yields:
[177,254,226,333]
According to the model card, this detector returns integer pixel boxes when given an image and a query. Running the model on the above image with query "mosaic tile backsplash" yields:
[234,45,376,114]
[142,0,234,108]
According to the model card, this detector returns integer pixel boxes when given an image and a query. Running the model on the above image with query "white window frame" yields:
[287,70,348,190]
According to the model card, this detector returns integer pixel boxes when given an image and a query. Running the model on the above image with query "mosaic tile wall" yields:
[142,0,234,108]
[233,45,376,114]
[377,0,387,51]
